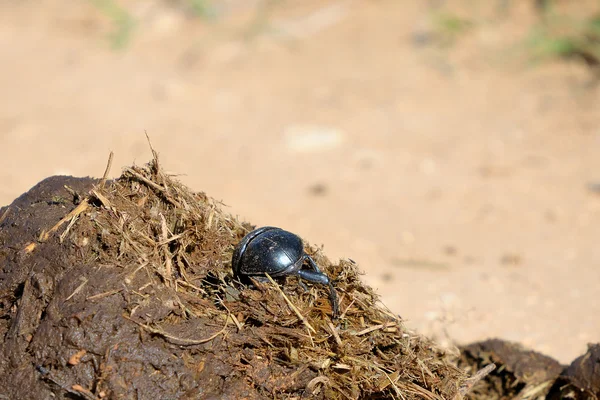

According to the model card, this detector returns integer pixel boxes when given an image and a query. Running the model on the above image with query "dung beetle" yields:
[232,226,339,318]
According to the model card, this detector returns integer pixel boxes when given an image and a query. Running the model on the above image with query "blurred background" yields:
[1,0,599,364]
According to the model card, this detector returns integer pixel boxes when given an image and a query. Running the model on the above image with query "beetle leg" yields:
[297,263,340,319]
[251,276,271,284]
[305,255,323,273]
[298,279,309,292]
[297,269,330,285]
[328,281,340,318]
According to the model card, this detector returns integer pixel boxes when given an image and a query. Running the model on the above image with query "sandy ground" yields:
[1,0,599,364]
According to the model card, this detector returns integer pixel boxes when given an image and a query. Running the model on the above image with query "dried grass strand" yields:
[39,198,89,242]
[124,314,229,346]
[71,384,99,400]
[86,289,123,301]
[265,273,316,334]
[0,207,10,224]
[65,278,89,301]
[99,151,114,189]
[456,363,496,398]
[355,321,397,336]
[327,321,343,347]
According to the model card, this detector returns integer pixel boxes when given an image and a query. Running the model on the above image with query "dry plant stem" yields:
[123,167,182,208]
[156,232,185,246]
[216,295,243,330]
[41,152,113,243]
[145,131,158,165]
[457,363,496,397]
[355,321,397,336]
[39,198,89,242]
[265,273,316,334]
[59,213,80,243]
[379,369,443,400]
[327,321,343,347]
[63,185,78,198]
[99,151,114,189]
[125,262,148,283]
[91,190,112,209]
[86,289,123,301]
[123,315,229,346]
[123,167,165,193]
[176,254,195,286]
[23,242,36,253]
[65,278,89,301]
[519,381,553,398]
[71,384,98,400]
[159,213,173,283]
[175,278,206,294]
[0,207,9,224]
[397,379,443,400]
[377,301,403,322]
[384,372,403,399]
[339,298,355,320]
[331,384,354,400]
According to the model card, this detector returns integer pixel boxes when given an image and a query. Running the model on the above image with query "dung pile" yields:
[0,154,471,399]
[459,340,600,400]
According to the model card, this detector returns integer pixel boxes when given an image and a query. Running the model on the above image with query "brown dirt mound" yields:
[459,339,600,400]
[547,344,600,400]
[0,155,470,399]
[459,339,563,399]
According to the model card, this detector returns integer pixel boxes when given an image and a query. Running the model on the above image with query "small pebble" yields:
[443,245,457,256]
[283,125,345,152]
[500,253,522,266]
[308,183,328,196]
[587,182,600,194]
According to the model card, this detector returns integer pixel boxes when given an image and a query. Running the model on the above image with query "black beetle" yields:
[232,226,339,318]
